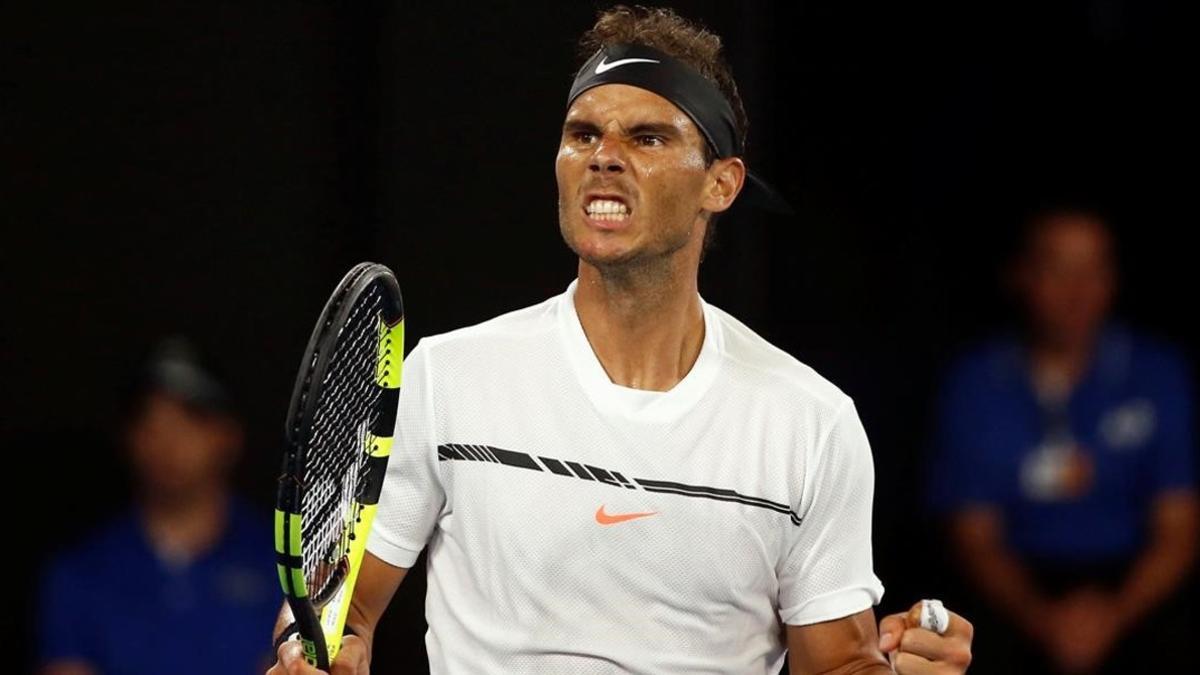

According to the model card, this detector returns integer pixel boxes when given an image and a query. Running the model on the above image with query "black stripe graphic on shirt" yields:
[491,446,542,471]
[634,479,803,526]
[611,471,636,490]
[436,444,801,525]
[585,464,621,487]
[637,485,792,516]
[444,443,542,471]
[635,478,801,524]
[565,461,595,481]
[634,478,792,512]
[538,456,573,476]
[444,444,476,462]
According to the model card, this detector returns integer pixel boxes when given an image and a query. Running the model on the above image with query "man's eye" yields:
[637,135,665,147]
[574,132,597,143]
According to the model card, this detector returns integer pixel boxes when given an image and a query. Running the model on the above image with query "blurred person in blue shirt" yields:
[928,208,1198,674]
[37,338,278,675]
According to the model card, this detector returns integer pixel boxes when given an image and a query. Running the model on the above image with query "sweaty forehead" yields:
[564,84,699,136]
[1033,215,1113,253]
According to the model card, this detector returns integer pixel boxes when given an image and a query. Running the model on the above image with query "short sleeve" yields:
[778,399,885,625]
[368,341,446,567]
[37,555,96,666]
[1147,352,1197,494]
[926,359,1004,512]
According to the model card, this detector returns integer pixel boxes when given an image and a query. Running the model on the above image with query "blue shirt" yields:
[928,322,1196,562]
[38,498,279,675]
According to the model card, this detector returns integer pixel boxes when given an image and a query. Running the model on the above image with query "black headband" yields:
[567,43,793,214]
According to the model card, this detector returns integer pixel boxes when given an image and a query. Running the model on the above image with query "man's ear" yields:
[701,156,746,214]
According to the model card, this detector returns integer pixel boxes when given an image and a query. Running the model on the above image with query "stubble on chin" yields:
[559,216,696,290]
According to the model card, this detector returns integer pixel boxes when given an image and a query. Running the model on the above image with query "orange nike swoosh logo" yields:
[595,505,657,525]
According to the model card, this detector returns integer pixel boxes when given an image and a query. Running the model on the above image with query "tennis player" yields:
[272,6,973,674]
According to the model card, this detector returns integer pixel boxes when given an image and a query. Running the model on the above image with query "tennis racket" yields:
[274,262,404,669]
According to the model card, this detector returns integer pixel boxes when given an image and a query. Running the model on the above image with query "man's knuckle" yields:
[893,651,919,673]
[949,645,972,668]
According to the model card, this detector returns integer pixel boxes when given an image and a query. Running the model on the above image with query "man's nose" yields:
[589,136,627,174]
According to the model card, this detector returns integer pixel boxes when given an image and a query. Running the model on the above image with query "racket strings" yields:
[302,282,386,601]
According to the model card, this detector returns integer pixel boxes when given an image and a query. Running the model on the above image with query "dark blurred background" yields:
[4,1,1195,672]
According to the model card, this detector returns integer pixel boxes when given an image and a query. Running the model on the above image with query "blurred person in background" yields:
[928,207,1198,674]
[37,338,279,675]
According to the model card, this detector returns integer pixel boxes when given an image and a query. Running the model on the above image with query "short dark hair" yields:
[578,5,748,163]
[122,336,236,423]
[1014,203,1114,263]
[577,5,747,253]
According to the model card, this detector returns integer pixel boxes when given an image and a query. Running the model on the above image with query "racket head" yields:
[275,262,404,669]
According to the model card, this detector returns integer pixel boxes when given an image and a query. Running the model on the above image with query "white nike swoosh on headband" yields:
[595,56,660,74]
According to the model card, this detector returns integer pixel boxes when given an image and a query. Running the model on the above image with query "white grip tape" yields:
[919,599,950,634]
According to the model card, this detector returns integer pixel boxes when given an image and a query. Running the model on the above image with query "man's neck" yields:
[574,257,705,391]
[140,485,229,565]
[1028,329,1098,397]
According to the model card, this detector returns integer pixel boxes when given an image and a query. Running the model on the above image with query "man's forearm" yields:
[1113,492,1199,628]
[786,609,895,675]
[962,544,1045,628]
[40,661,99,675]
[795,658,892,675]
[952,509,1047,636]
[269,599,379,654]
[343,602,376,656]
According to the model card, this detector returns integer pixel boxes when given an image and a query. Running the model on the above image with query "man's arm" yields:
[949,506,1048,638]
[1113,349,1200,631]
[342,552,410,652]
[876,603,974,675]
[37,555,101,675]
[786,609,890,675]
[1037,490,1199,674]
[1113,491,1199,629]
[786,603,974,675]
[268,552,408,675]
[39,662,97,675]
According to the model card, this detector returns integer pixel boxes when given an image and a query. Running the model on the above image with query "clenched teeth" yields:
[586,199,630,217]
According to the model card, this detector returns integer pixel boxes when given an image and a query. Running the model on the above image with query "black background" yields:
[5,1,1195,671]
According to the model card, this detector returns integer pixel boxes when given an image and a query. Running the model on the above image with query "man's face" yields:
[127,392,241,502]
[555,84,714,270]
[1017,214,1116,346]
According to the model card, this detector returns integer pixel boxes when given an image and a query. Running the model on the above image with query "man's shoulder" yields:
[46,510,142,575]
[939,332,1024,392]
[222,497,276,552]
[1122,325,1191,373]
[941,324,1192,391]
[709,304,851,413]
[413,290,563,358]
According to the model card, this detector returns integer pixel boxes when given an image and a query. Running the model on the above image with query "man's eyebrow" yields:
[626,122,683,138]
[563,119,602,135]
[561,119,684,138]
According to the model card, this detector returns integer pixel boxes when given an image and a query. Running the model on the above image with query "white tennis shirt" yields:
[368,279,884,674]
